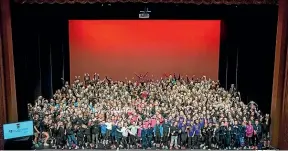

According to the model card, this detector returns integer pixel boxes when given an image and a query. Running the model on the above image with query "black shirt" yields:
[91,123,100,134]
[77,127,85,138]
[207,126,214,137]
[66,128,74,135]
[170,126,179,136]
[57,127,65,138]
[85,126,91,135]
[42,123,49,132]
[33,120,40,131]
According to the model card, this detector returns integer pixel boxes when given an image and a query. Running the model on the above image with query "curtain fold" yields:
[12,17,70,121]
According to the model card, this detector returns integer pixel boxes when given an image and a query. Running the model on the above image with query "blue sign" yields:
[3,121,34,139]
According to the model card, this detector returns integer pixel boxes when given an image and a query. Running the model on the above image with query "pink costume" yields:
[137,127,142,138]
[245,124,254,137]
[150,118,157,128]
[143,121,149,128]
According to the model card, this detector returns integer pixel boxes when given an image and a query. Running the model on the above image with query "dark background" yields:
[10,3,278,121]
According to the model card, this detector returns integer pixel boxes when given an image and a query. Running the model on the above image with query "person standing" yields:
[117,123,129,149]
[245,121,254,149]
[154,120,163,149]
[232,121,241,149]
[253,119,262,149]
[91,119,100,148]
[128,122,140,148]
[115,123,122,151]
[141,125,148,149]
[192,120,201,149]
[170,122,179,149]
[147,124,154,149]
[162,119,170,149]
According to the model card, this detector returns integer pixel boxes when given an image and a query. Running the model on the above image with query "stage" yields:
[1,0,288,150]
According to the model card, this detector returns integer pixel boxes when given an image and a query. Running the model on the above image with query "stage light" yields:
[139,7,151,19]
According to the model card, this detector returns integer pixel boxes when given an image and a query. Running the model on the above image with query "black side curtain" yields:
[11,16,70,121]
[219,16,277,114]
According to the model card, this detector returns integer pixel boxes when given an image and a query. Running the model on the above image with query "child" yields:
[180,122,187,149]
[170,122,179,149]
[192,120,201,149]
[137,122,143,148]
[153,120,163,149]
[141,125,148,149]
[253,119,262,149]
[187,124,193,149]
[117,123,129,149]
[225,126,232,149]
[240,121,246,148]
[91,119,100,148]
[219,122,226,149]
[56,122,66,149]
[111,122,117,149]
[100,121,107,146]
[212,124,220,149]
[245,121,254,149]
[115,123,122,151]
[162,119,170,149]
[206,122,214,149]
[76,124,85,149]
[147,124,154,149]
[232,121,240,149]
[66,123,78,149]
[128,121,139,148]
[200,123,208,149]
[84,122,92,148]
[105,119,113,146]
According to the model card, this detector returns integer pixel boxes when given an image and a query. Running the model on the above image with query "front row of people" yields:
[34,117,270,150]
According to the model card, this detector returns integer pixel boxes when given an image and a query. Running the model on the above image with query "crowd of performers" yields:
[29,73,271,150]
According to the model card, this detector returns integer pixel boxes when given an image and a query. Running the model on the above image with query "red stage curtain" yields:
[15,0,277,4]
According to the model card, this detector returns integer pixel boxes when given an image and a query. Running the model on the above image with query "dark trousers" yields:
[100,133,106,143]
[105,130,111,141]
[188,137,193,148]
[155,134,161,144]
[181,133,187,146]
[92,133,99,145]
[246,136,253,147]
[85,134,92,143]
[56,136,66,147]
[206,137,212,149]
[111,136,116,145]
[219,135,225,149]
[116,137,122,148]
[254,134,261,146]
[232,134,240,148]
[163,134,169,146]
[77,136,84,147]
[148,136,153,148]
[129,135,137,146]
[142,137,148,149]
[225,137,231,148]
[192,135,200,148]
[122,136,128,149]
[177,134,181,146]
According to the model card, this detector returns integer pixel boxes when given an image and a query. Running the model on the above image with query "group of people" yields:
[29,73,271,150]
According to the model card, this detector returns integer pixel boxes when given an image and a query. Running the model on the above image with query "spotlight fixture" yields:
[139,7,151,19]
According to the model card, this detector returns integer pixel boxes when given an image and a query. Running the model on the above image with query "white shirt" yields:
[105,122,112,130]
[128,125,139,136]
[118,127,129,137]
